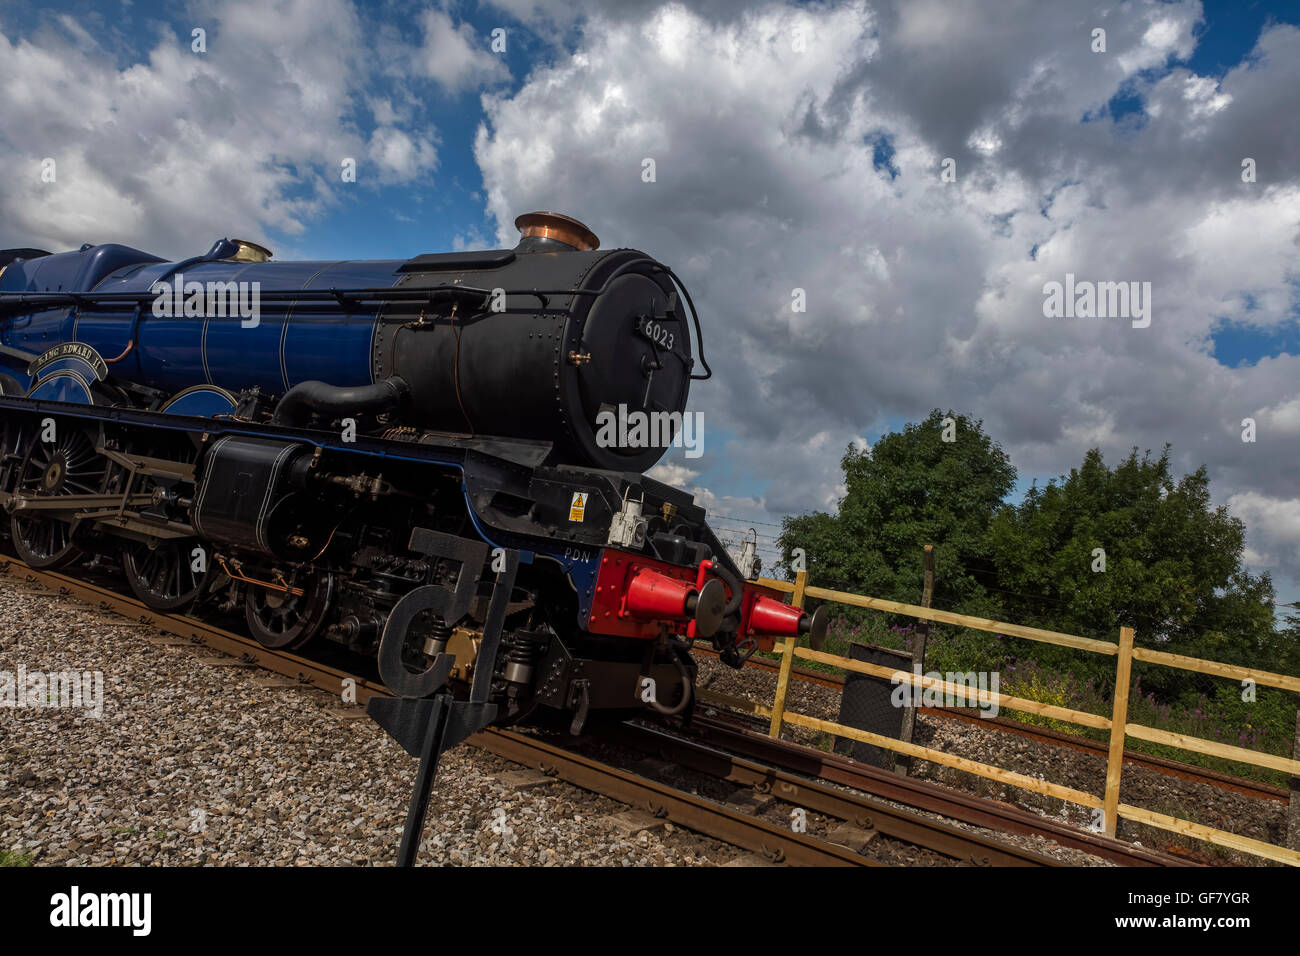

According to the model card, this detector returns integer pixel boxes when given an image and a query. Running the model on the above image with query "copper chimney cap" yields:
[228,239,273,263]
[514,211,600,251]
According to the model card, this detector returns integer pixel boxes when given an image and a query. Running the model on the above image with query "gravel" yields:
[0,576,735,866]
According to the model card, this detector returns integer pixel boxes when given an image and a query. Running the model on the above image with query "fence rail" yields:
[755,569,1300,867]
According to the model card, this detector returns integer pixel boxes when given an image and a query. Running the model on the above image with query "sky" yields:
[1,0,1298,609]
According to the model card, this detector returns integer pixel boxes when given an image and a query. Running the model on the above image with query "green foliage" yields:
[1266,612,1300,677]
[987,446,1283,695]
[923,628,1012,676]
[774,409,1300,776]
[0,850,33,867]
[778,409,1014,615]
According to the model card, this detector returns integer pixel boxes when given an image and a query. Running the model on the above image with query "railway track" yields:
[693,644,1289,803]
[0,555,1182,866]
[685,712,1183,866]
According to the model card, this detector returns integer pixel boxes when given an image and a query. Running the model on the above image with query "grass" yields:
[995,658,1297,786]
[791,613,1299,787]
[0,849,33,867]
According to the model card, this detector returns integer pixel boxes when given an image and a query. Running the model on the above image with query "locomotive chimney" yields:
[514,211,599,253]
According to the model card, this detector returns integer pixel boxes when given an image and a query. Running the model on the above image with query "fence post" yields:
[1102,626,1135,837]
[895,545,934,775]
[768,569,808,738]
[1288,710,1300,852]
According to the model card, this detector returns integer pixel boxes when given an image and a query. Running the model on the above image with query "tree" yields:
[987,446,1279,693]
[777,410,1015,613]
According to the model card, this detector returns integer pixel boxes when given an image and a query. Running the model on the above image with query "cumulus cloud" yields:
[646,461,701,487]
[1228,492,1300,572]
[367,126,440,183]
[414,8,510,93]
[0,0,439,256]
[473,0,1300,593]
[3,0,1297,598]
[481,0,756,38]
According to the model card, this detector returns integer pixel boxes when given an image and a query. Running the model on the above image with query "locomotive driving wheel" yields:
[9,423,108,569]
[245,570,333,650]
[123,538,209,611]
[0,415,26,494]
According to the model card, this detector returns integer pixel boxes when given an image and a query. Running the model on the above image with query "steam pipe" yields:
[272,376,410,427]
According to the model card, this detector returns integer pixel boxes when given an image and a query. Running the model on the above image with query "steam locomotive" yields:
[0,212,826,734]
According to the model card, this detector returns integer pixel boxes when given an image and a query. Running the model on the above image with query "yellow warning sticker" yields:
[569,492,588,522]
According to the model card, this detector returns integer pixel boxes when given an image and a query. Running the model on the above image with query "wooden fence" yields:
[747,570,1300,867]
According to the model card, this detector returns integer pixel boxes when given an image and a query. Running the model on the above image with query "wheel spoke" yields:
[9,423,109,570]
[246,572,331,649]
[123,539,206,611]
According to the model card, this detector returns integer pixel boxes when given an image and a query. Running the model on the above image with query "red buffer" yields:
[624,567,726,637]
[746,595,829,651]
[625,568,694,619]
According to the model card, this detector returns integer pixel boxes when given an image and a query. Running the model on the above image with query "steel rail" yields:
[470,730,877,866]
[599,720,1060,866]
[686,713,1190,866]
